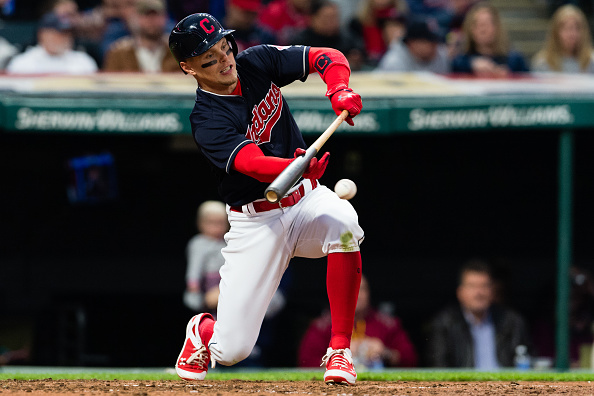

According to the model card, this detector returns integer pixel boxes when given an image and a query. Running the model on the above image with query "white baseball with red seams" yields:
[334,179,357,200]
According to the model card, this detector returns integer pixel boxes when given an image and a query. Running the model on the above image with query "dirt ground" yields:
[1,379,594,395]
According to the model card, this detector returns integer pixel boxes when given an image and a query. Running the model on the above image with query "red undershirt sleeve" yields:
[232,142,293,183]
[308,47,351,97]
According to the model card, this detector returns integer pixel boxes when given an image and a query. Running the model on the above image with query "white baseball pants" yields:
[208,179,364,365]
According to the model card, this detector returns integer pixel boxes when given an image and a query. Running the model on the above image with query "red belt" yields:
[230,179,317,213]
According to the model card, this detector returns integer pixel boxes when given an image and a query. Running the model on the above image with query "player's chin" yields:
[221,71,238,86]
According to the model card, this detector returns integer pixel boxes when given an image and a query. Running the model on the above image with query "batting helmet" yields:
[169,13,237,64]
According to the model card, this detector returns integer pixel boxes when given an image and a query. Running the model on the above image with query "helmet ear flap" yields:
[226,34,238,58]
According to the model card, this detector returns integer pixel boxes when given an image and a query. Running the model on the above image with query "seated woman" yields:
[451,2,529,77]
[532,4,594,74]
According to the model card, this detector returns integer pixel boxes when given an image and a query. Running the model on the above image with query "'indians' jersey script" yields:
[246,82,282,144]
[189,45,310,206]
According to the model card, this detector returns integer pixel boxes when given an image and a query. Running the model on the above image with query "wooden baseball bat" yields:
[264,110,349,203]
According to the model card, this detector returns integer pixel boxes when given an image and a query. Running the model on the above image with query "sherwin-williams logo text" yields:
[246,82,282,144]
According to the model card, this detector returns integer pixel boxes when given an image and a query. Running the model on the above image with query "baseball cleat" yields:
[321,347,357,385]
[175,313,214,380]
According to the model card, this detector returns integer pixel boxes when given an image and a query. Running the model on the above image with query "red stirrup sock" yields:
[198,315,215,345]
[327,251,362,350]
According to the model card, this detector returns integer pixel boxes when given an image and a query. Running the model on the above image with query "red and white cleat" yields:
[175,313,214,380]
[321,347,357,385]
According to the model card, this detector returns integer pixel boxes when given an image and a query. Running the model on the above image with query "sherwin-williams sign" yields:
[1,92,593,135]
[13,107,184,133]
[406,104,575,131]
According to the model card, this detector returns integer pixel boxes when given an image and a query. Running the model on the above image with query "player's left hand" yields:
[294,148,330,180]
[330,88,362,126]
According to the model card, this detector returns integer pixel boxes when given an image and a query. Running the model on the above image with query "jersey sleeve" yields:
[190,110,252,174]
[239,44,310,87]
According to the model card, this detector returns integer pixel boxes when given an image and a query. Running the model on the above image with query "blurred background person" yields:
[0,34,17,70]
[531,266,594,368]
[451,2,529,77]
[6,11,97,74]
[103,0,178,72]
[532,4,594,74]
[258,0,311,45]
[404,0,451,39]
[375,17,450,73]
[348,0,408,68]
[223,0,276,53]
[445,0,479,59]
[183,201,229,314]
[425,259,531,369]
[298,274,417,369]
[100,0,138,60]
[45,0,104,67]
[167,0,225,24]
[290,0,365,71]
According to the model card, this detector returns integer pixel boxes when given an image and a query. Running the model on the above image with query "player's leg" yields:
[290,185,363,384]
[209,209,292,366]
[176,209,291,379]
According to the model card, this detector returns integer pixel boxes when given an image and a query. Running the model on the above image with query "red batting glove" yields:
[329,88,362,126]
[294,148,330,180]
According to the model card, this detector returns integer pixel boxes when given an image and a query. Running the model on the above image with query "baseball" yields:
[334,179,357,200]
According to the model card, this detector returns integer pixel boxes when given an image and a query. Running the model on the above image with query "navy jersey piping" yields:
[226,140,252,173]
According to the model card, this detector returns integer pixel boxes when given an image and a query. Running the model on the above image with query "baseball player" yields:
[169,13,364,385]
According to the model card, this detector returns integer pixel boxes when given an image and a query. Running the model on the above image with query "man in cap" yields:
[6,11,98,74]
[375,18,450,74]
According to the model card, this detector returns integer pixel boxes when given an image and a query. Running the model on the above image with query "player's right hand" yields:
[294,148,330,180]
[330,88,362,126]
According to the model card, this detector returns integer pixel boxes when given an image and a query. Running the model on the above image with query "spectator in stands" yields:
[532,4,594,73]
[103,0,179,72]
[290,0,365,71]
[6,12,97,74]
[223,0,276,53]
[298,274,417,368]
[258,0,311,45]
[451,2,529,77]
[348,0,408,67]
[531,266,594,368]
[47,0,102,67]
[100,0,138,59]
[425,259,531,368]
[445,0,479,59]
[167,0,225,24]
[375,17,450,73]
[405,0,452,39]
[0,36,17,70]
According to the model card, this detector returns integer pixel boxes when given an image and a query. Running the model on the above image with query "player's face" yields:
[181,39,238,95]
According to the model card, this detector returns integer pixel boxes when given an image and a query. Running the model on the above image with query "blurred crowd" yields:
[1,0,594,75]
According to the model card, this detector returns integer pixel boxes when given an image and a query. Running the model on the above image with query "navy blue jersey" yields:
[190,45,311,206]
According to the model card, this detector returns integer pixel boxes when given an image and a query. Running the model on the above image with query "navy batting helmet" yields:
[169,13,237,64]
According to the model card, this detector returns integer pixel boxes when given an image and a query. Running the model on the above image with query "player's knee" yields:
[320,212,362,237]
[216,342,254,366]
[318,213,364,253]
